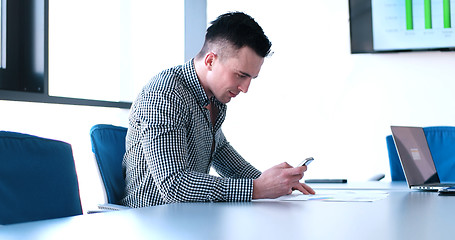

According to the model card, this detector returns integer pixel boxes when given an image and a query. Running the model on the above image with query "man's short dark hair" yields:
[197,12,272,59]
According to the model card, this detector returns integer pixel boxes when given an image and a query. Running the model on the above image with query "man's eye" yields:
[237,74,246,78]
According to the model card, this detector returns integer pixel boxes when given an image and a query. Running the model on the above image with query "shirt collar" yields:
[182,59,211,107]
[182,59,227,130]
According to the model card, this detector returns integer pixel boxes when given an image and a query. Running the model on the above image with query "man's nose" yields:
[238,78,251,93]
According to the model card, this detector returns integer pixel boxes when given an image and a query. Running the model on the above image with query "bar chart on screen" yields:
[371,0,455,51]
[405,0,452,29]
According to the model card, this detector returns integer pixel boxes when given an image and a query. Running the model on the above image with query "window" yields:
[0,0,188,108]
[48,0,184,103]
[0,0,7,69]
[0,0,45,94]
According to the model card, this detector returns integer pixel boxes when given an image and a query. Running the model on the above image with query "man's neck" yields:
[193,58,214,100]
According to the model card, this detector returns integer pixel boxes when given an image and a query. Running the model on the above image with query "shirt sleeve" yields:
[211,131,262,180]
[138,90,257,203]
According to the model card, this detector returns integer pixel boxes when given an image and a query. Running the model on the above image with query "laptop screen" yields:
[391,126,440,186]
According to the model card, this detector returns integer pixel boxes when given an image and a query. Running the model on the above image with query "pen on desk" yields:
[305,179,348,184]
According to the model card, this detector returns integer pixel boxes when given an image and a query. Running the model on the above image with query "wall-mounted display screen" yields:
[349,0,455,53]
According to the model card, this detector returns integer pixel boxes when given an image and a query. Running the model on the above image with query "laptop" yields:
[391,126,455,190]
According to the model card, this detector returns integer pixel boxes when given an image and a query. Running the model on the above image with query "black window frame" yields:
[0,0,131,109]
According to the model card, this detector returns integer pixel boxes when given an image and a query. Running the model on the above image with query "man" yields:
[122,12,314,208]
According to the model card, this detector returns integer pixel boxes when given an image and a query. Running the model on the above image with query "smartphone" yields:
[297,157,314,167]
[438,187,455,196]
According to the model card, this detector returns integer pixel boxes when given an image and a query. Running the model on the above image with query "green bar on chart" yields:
[443,0,451,28]
[424,0,432,29]
[406,0,413,30]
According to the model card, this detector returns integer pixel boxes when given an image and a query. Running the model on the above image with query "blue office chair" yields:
[90,124,128,208]
[0,131,83,225]
[386,126,455,182]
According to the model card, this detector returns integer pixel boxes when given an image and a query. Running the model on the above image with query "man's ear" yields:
[204,52,217,71]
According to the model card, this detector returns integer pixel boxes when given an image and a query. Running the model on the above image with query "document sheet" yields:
[269,190,389,202]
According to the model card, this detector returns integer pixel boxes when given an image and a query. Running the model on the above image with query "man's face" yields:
[206,46,264,104]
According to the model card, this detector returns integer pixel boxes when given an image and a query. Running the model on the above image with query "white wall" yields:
[1,0,455,212]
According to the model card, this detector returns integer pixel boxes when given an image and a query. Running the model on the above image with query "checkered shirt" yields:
[121,59,262,207]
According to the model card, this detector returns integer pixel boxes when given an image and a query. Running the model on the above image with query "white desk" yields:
[1,182,454,240]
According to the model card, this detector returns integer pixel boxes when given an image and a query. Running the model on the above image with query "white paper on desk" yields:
[275,190,389,202]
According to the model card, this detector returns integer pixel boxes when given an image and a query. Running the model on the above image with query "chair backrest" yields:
[90,124,127,204]
[0,131,82,225]
[386,126,455,182]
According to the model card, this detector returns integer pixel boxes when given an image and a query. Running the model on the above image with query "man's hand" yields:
[252,162,315,199]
